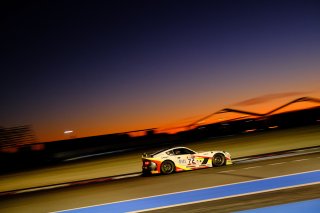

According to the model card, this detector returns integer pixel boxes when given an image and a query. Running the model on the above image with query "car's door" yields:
[173,148,198,168]
[170,148,187,167]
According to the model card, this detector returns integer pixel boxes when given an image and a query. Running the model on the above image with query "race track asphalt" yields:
[1,126,320,192]
[1,152,319,213]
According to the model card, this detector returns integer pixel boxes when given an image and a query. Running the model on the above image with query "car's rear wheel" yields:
[160,160,175,174]
[212,153,226,167]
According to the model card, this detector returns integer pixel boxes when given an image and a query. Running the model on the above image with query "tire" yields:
[212,153,226,167]
[160,160,175,174]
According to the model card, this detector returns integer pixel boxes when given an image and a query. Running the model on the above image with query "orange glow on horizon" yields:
[155,98,320,134]
[34,96,320,142]
[127,130,148,137]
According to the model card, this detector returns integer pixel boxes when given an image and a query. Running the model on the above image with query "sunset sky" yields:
[2,0,320,142]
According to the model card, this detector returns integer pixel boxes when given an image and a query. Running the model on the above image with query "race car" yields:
[142,146,232,175]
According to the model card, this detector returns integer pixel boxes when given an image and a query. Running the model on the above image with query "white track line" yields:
[269,162,287,166]
[244,166,261,170]
[217,170,236,173]
[132,182,320,213]
[57,170,320,213]
[293,159,309,162]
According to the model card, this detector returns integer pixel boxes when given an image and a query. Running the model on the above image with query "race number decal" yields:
[187,156,196,165]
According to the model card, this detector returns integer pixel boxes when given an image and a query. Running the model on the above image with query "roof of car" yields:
[151,146,193,156]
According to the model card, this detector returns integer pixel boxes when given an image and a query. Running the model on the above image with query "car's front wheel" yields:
[160,160,175,174]
[212,153,226,167]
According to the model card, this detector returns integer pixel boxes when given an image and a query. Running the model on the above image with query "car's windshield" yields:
[151,147,196,156]
[173,148,196,155]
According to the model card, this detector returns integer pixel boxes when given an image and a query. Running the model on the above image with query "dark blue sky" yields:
[2,0,320,141]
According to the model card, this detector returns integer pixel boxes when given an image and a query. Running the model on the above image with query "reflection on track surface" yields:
[1,153,320,213]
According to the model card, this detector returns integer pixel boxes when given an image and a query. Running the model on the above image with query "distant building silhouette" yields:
[0,125,36,148]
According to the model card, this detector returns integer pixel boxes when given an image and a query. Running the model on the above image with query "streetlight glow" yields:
[64,130,74,134]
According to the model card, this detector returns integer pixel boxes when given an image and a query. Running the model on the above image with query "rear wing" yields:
[142,152,152,158]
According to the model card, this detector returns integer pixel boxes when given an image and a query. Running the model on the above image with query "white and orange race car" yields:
[142,146,232,175]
